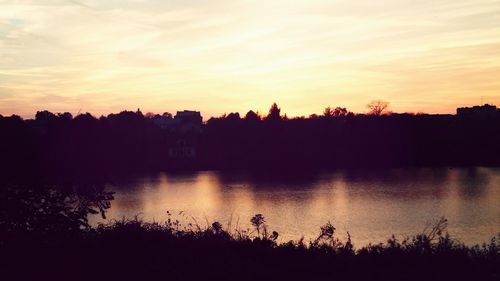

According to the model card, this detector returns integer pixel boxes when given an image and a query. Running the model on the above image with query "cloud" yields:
[0,0,499,117]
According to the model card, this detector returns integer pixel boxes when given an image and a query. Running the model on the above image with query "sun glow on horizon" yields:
[1,0,500,118]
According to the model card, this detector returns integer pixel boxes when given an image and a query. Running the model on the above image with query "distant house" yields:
[168,135,198,159]
[174,110,202,133]
[152,110,202,132]
[167,110,203,160]
[457,104,498,119]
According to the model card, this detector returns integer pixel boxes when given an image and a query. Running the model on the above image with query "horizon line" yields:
[2,102,498,121]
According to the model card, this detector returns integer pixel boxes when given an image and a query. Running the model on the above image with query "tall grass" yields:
[1,214,499,281]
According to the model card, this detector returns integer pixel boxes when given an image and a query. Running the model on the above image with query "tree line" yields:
[1,101,500,182]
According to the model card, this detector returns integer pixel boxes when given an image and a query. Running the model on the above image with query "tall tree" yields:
[266,103,281,121]
[367,100,389,116]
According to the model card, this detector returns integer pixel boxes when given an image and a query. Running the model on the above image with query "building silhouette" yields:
[457,104,498,119]
[168,110,203,160]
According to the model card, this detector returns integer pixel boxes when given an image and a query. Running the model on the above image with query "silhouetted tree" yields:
[136,108,144,117]
[0,183,113,234]
[323,106,334,118]
[73,112,98,124]
[226,112,241,121]
[323,106,349,118]
[333,107,348,117]
[367,100,389,116]
[250,214,265,236]
[145,112,156,119]
[266,103,281,121]
[57,112,73,121]
[244,110,260,122]
[35,110,57,124]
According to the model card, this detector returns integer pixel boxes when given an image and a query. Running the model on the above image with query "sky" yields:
[1,0,500,119]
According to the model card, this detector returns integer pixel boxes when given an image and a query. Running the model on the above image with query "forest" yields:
[1,102,500,182]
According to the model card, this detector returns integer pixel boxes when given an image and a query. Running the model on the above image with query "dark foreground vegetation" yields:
[1,183,499,281]
[2,102,500,181]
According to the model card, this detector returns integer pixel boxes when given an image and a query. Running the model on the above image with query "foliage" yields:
[0,183,113,235]
[367,100,390,115]
[0,195,499,281]
[2,104,500,179]
[266,102,282,121]
[323,106,349,118]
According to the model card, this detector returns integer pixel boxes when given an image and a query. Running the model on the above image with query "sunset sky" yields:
[1,0,499,119]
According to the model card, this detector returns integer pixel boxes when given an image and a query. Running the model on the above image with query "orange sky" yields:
[1,0,500,119]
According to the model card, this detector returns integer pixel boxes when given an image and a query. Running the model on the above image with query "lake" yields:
[98,167,500,246]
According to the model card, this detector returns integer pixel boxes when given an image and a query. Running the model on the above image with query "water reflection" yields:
[97,167,500,246]
[454,167,490,198]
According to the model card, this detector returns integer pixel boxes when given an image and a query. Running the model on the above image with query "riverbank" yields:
[1,216,499,281]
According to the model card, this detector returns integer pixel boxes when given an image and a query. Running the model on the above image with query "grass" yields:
[1,214,498,281]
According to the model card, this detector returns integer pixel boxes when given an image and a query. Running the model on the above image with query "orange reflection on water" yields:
[98,168,500,246]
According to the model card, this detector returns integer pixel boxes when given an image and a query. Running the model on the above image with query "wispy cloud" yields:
[1,0,499,117]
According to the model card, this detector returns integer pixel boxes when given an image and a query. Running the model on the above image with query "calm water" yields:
[97,167,500,246]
